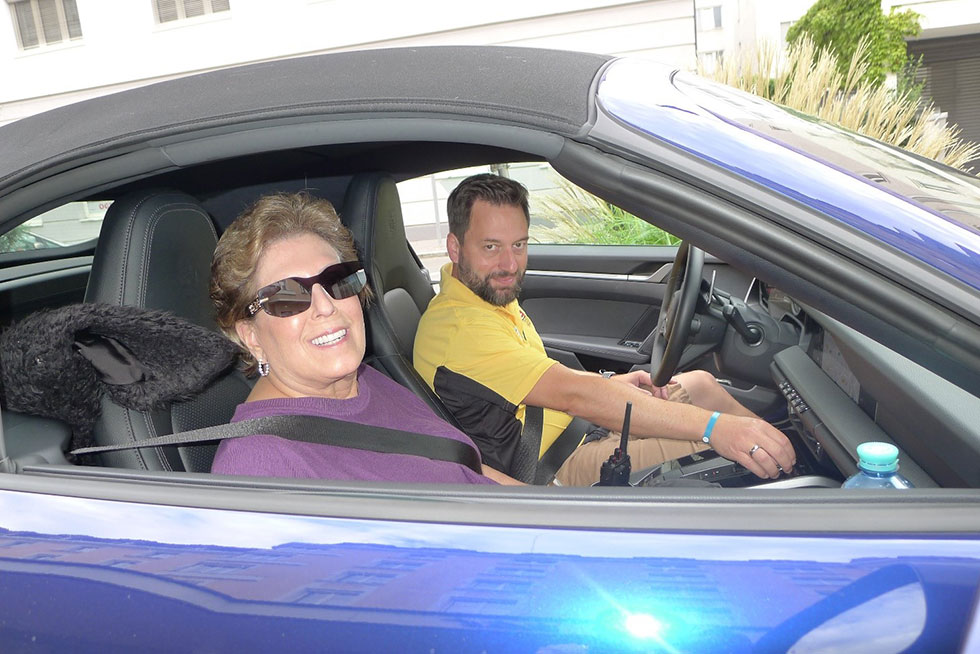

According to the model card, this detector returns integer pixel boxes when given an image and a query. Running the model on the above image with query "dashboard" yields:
[759,282,980,489]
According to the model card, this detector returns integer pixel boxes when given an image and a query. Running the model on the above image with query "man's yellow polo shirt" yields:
[414,263,573,473]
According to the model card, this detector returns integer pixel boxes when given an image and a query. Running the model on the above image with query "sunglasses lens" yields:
[261,278,313,317]
[253,263,365,318]
[326,268,366,300]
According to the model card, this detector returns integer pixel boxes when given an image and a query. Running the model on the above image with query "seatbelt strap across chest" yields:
[71,414,483,474]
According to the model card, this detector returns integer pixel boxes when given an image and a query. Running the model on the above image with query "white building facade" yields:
[3,1,977,137]
[1,0,704,126]
[2,0,977,251]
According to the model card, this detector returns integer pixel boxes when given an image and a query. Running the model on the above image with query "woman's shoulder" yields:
[358,364,424,400]
[211,434,300,476]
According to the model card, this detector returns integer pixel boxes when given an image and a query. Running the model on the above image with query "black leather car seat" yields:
[83,189,251,472]
[341,173,462,427]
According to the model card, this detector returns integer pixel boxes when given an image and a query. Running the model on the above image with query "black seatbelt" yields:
[71,414,483,474]
[511,405,543,484]
[536,416,593,484]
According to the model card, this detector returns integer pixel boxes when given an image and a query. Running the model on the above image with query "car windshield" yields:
[670,72,980,232]
[596,59,980,293]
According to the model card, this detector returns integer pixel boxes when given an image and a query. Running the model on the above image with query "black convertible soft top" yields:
[0,46,611,192]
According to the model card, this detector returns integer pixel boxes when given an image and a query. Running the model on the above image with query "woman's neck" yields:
[246,370,360,402]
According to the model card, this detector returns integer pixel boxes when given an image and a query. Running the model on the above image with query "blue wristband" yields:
[702,411,721,443]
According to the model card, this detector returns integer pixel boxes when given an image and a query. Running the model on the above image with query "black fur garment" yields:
[0,303,238,451]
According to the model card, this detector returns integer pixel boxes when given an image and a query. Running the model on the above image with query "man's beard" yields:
[456,255,525,306]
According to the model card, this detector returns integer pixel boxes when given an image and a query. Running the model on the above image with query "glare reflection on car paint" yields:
[624,613,664,639]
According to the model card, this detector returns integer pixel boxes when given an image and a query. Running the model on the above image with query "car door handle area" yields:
[627,263,673,284]
[539,334,648,365]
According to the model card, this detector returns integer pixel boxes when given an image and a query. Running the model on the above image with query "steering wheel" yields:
[649,241,704,386]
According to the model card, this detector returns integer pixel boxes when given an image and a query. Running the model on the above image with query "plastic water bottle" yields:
[842,442,914,489]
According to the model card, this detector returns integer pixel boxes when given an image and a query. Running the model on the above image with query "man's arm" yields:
[524,363,795,479]
[482,465,525,485]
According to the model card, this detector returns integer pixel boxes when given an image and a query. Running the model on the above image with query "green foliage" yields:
[0,225,34,253]
[786,0,920,86]
[895,53,925,103]
[530,180,680,246]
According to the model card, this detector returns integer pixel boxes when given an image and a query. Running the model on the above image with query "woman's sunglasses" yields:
[247,261,366,318]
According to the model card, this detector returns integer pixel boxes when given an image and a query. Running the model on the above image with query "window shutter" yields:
[12,1,39,48]
[155,0,178,23]
[183,0,205,18]
[63,0,81,39]
[910,34,980,171]
[37,0,63,44]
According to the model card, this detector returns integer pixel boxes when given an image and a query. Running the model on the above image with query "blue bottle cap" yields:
[856,442,899,473]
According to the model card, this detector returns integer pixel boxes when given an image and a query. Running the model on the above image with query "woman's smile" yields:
[311,328,348,347]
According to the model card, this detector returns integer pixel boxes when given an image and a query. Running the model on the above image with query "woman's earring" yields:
[257,359,270,377]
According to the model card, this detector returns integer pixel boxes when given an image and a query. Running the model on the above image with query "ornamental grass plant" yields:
[702,36,980,173]
[529,178,680,246]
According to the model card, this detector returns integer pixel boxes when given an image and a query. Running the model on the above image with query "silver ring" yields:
[748,444,760,456]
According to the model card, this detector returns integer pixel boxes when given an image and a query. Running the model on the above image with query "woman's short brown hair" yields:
[210,192,370,375]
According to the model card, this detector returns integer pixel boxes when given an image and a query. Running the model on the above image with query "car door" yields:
[522,244,755,375]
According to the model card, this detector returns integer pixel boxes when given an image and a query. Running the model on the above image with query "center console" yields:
[630,447,841,489]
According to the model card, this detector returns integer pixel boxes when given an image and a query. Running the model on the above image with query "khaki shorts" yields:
[553,382,710,487]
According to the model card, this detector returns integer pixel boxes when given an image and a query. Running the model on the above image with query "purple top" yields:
[211,365,495,484]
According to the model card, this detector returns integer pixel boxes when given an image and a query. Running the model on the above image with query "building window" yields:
[294,588,363,605]
[697,5,722,31]
[780,21,795,43]
[445,596,519,614]
[174,561,256,578]
[335,571,397,585]
[10,0,82,50]
[153,0,230,24]
[698,50,724,74]
[372,559,426,570]
[467,578,533,592]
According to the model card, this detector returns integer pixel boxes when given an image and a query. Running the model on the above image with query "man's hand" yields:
[708,414,796,479]
[607,370,671,400]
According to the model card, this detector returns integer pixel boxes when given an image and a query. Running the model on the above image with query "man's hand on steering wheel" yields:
[605,369,672,400]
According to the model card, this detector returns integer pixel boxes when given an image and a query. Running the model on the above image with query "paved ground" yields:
[414,238,449,281]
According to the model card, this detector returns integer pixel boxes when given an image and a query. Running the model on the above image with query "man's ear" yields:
[235,320,263,362]
[447,232,461,264]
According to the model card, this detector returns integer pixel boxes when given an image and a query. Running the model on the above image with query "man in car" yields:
[413,173,796,486]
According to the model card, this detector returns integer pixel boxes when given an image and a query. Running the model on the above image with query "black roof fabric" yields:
[0,46,611,191]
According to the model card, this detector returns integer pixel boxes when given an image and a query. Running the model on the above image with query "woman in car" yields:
[209,192,519,485]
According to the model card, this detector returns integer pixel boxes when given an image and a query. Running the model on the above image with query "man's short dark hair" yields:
[447,173,530,242]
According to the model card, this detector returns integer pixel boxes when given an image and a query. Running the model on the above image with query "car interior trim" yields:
[552,139,980,396]
[159,118,565,168]
[0,149,178,229]
[773,346,935,487]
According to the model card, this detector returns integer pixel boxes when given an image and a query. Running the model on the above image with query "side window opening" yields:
[396,162,678,282]
[0,201,110,255]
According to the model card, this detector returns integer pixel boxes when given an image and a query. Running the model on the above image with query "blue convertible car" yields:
[1,47,979,652]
